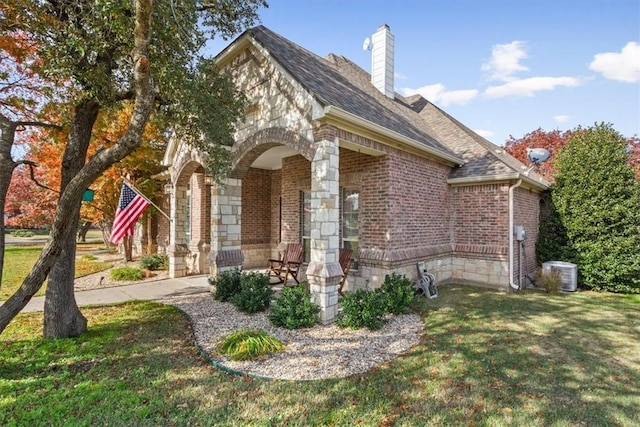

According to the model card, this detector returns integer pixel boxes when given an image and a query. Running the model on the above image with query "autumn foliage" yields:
[505,127,640,182]
[4,104,166,230]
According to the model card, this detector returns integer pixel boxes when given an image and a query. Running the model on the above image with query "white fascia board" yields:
[318,106,464,166]
[448,174,549,191]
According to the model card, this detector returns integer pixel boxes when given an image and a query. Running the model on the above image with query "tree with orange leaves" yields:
[0,0,266,338]
[505,127,640,182]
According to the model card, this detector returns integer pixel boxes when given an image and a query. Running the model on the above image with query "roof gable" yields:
[248,26,458,161]
[220,25,547,189]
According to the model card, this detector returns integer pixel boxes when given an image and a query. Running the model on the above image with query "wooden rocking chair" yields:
[338,248,353,296]
[267,243,304,285]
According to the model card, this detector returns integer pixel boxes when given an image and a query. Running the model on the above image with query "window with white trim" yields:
[301,190,311,263]
[341,188,359,269]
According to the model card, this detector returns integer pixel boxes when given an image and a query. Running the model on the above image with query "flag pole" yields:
[123,178,172,221]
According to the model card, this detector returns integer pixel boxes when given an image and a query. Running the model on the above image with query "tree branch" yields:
[15,121,63,131]
[17,160,60,193]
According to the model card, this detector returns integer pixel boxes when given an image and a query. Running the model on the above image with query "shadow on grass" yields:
[1,287,638,426]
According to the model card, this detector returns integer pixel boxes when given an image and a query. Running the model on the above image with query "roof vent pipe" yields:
[370,24,395,98]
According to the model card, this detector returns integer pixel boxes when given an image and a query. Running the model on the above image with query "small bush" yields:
[11,229,34,237]
[379,272,415,315]
[80,254,98,261]
[210,268,243,302]
[139,253,168,271]
[109,267,144,281]
[232,272,273,313]
[269,284,320,329]
[336,289,388,330]
[217,329,284,361]
[535,268,563,293]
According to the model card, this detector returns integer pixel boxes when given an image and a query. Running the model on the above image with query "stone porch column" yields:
[306,128,342,324]
[168,181,189,277]
[188,173,210,274]
[208,177,244,275]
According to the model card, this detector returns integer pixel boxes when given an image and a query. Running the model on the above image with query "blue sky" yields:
[205,0,639,146]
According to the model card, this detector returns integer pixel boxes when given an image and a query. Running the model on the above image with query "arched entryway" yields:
[165,125,345,323]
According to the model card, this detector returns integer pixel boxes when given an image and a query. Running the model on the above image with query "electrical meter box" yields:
[515,226,526,241]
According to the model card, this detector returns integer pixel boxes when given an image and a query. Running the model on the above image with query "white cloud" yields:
[474,129,494,138]
[401,84,479,106]
[554,115,571,123]
[484,76,582,98]
[394,72,408,80]
[481,41,529,82]
[589,41,640,83]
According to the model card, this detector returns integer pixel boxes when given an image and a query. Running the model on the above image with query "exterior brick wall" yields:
[387,151,452,250]
[513,186,541,286]
[241,168,272,244]
[241,168,273,268]
[280,155,311,244]
[451,183,510,251]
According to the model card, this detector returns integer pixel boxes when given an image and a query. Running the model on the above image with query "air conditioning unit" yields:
[542,261,578,292]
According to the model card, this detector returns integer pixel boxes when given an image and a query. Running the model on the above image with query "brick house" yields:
[159,24,548,323]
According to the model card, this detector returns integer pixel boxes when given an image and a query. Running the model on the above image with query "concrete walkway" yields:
[10,275,211,313]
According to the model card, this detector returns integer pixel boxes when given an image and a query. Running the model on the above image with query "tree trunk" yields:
[0,116,17,287]
[123,235,133,262]
[43,207,87,337]
[44,99,99,338]
[77,221,92,242]
[0,0,154,336]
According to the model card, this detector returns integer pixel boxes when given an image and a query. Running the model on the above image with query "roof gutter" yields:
[448,173,548,191]
[320,105,464,166]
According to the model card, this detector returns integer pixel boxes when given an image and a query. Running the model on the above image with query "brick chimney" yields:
[370,24,395,98]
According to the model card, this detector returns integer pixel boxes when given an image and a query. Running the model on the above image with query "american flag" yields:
[109,182,150,244]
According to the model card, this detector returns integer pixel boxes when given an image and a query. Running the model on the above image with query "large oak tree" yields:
[0,0,267,337]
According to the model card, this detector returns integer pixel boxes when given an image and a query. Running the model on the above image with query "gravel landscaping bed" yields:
[158,293,425,381]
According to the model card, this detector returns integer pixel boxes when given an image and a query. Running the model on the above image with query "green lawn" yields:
[1,286,638,426]
[1,246,113,300]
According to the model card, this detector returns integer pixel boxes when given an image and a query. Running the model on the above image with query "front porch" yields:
[164,127,352,323]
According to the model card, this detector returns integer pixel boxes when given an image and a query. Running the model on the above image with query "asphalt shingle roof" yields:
[244,25,548,186]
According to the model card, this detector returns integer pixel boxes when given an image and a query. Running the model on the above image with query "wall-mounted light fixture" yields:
[204,175,215,186]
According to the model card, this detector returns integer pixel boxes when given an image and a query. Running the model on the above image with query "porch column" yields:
[306,129,342,324]
[208,177,244,276]
[187,173,210,274]
[168,181,189,277]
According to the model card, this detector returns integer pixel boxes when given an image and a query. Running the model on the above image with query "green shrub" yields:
[217,329,284,361]
[379,272,415,315]
[109,267,144,281]
[139,253,168,271]
[210,268,243,302]
[231,272,273,313]
[80,254,98,261]
[534,268,563,293]
[552,123,640,293]
[11,229,34,237]
[269,284,319,329]
[336,289,388,330]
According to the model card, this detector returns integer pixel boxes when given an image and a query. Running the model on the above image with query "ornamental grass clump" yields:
[269,283,320,329]
[109,266,144,281]
[535,268,563,293]
[217,329,284,361]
